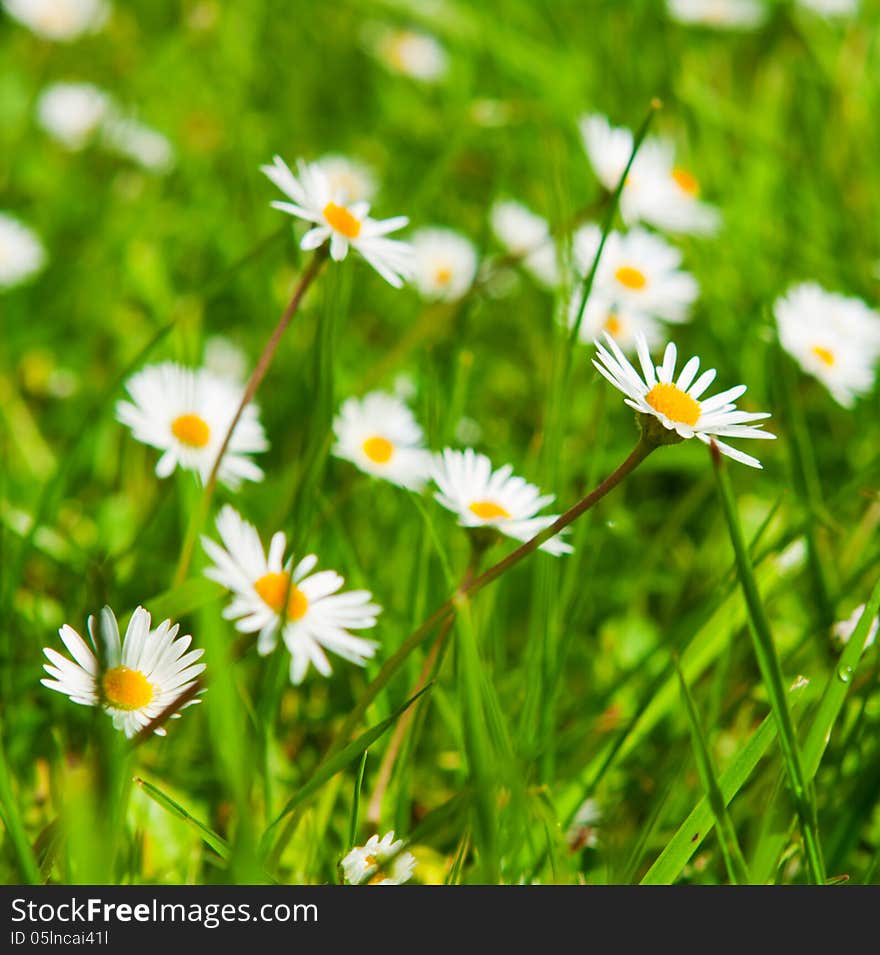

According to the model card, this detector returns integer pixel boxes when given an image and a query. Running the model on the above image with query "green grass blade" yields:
[641,678,808,885]
[673,656,750,884]
[134,777,230,860]
[712,445,826,884]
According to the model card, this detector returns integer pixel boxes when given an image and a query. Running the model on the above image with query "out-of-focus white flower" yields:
[371,27,448,82]
[774,283,880,408]
[666,0,766,28]
[203,336,249,384]
[102,113,175,172]
[490,200,559,288]
[566,798,602,850]
[36,82,110,150]
[3,0,109,41]
[316,154,377,204]
[0,212,46,289]
[798,0,858,15]
[411,227,478,302]
[832,604,879,651]
[579,114,720,236]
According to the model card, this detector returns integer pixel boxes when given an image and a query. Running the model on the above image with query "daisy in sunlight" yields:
[774,283,880,408]
[579,114,720,235]
[432,449,573,555]
[571,224,698,330]
[593,333,776,468]
[202,506,381,685]
[261,155,413,287]
[341,831,417,885]
[665,0,766,28]
[411,227,478,302]
[116,362,268,489]
[41,606,205,738]
[490,199,559,288]
[3,0,109,41]
[332,391,433,491]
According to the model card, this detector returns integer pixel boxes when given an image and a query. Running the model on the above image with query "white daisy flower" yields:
[2,0,109,41]
[666,0,766,28]
[36,82,110,150]
[411,227,478,302]
[372,27,448,83]
[0,212,46,289]
[568,296,664,354]
[798,0,857,15]
[432,448,573,555]
[341,831,417,885]
[332,391,432,491]
[832,604,879,651]
[774,283,880,408]
[315,154,377,204]
[572,224,699,326]
[489,199,559,288]
[579,114,720,236]
[102,113,175,172]
[593,333,776,468]
[201,506,381,685]
[261,155,413,288]
[41,606,205,739]
[116,362,268,489]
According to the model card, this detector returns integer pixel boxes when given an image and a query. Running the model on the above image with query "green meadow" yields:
[1,0,879,885]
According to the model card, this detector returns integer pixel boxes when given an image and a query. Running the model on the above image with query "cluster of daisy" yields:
[37,81,174,172]
[667,0,858,29]
[331,391,573,555]
[341,831,417,885]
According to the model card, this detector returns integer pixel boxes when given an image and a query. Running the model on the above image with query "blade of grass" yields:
[641,678,808,884]
[134,777,230,860]
[711,442,825,884]
[348,751,368,849]
[673,655,750,884]
[0,717,41,884]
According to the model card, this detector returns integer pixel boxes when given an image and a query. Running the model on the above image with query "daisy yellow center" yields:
[646,382,701,427]
[811,345,835,367]
[362,435,395,463]
[604,313,622,336]
[434,265,453,286]
[323,202,361,239]
[672,167,700,196]
[102,666,153,711]
[171,413,211,448]
[254,572,309,620]
[615,266,647,291]
[469,500,511,520]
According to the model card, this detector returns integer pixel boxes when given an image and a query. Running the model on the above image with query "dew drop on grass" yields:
[837,665,854,684]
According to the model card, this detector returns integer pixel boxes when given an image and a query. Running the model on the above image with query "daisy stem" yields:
[566,98,662,360]
[711,441,826,884]
[172,246,328,587]
[269,437,655,863]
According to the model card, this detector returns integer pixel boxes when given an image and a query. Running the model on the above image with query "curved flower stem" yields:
[266,436,655,863]
[173,247,328,586]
